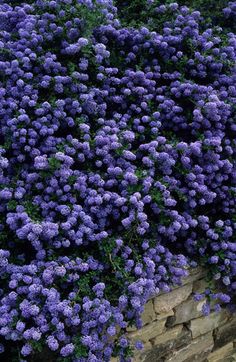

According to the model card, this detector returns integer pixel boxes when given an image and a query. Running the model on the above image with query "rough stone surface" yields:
[141,299,156,325]
[154,284,192,314]
[207,342,234,362]
[193,278,209,294]
[181,267,207,286]
[165,332,214,362]
[126,324,137,333]
[167,298,206,326]
[214,318,236,349]
[152,325,183,345]
[128,318,166,343]
[132,342,152,362]
[112,268,236,362]
[142,328,192,362]
[156,309,174,320]
[190,310,229,338]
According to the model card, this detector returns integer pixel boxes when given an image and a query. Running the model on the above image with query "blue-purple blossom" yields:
[0,0,236,361]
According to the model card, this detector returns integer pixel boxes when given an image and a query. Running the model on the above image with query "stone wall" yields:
[113,267,236,362]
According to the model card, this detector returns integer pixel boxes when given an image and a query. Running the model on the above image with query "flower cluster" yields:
[0,0,236,361]
[223,1,236,18]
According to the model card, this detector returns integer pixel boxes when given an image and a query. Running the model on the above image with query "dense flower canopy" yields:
[0,0,236,361]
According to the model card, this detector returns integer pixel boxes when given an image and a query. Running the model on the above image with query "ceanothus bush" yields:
[0,0,236,361]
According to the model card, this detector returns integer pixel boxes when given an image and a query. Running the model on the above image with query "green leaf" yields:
[7,200,18,211]
[48,157,61,169]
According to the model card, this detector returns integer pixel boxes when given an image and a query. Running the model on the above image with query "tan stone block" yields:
[223,357,236,362]
[127,300,164,332]
[134,347,153,362]
[156,309,174,320]
[141,328,192,362]
[152,325,183,345]
[165,332,214,362]
[132,340,152,362]
[170,298,206,325]
[141,341,152,351]
[128,318,166,343]
[126,324,137,333]
[214,317,236,349]
[141,299,156,325]
[154,284,192,314]
[190,310,229,339]
[182,267,207,286]
[207,342,234,362]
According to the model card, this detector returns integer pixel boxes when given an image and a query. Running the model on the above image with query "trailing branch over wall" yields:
[112,268,236,362]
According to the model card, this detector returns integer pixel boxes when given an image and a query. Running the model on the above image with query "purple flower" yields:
[202,303,211,316]
[21,344,32,357]
[47,336,59,351]
[60,343,75,357]
[107,326,116,336]
[135,340,143,350]
[34,156,48,170]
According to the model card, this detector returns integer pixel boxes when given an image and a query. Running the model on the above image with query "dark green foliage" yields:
[115,0,231,30]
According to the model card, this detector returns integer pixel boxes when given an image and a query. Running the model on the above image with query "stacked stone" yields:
[112,268,236,362]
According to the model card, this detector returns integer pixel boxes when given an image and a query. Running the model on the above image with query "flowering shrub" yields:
[0,0,236,361]
[117,0,232,27]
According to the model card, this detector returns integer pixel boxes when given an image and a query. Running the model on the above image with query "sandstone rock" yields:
[214,318,236,349]
[167,298,206,326]
[156,309,174,320]
[127,305,173,332]
[152,325,183,345]
[165,332,214,362]
[141,299,156,325]
[181,267,207,286]
[190,310,229,338]
[116,268,236,362]
[230,353,236,361]
[128,318,166,343]
[154,284,192,314]
[223,357,236,362]
[207,342,234,362]
[193,278,209,294]
[133,341,152,362]
[142,328,192,362]
[126,324,137,332]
